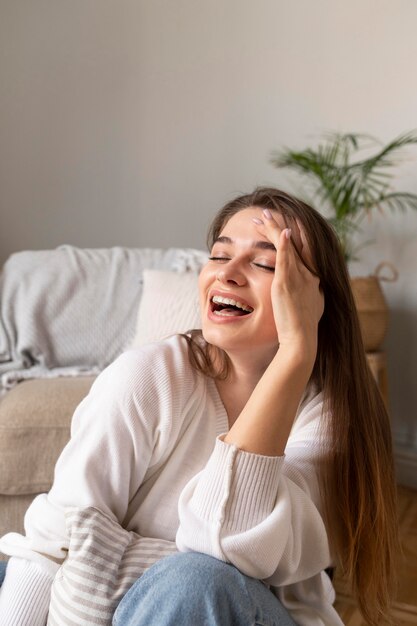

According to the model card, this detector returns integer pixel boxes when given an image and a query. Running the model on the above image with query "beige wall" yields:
[1,1,416,469]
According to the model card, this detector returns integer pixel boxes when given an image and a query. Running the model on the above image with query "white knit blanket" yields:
[0,245,207,392]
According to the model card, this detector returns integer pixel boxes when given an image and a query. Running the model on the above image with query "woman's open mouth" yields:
[209,295,254,318]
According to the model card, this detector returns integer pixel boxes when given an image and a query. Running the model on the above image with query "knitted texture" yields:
[0,245,207,391]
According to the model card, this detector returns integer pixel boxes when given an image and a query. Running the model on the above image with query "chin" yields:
[201,324,276,357]
[201,325,235,351]
[200,325,225,348]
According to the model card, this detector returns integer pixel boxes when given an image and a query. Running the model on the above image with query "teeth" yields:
[212,295,253,312]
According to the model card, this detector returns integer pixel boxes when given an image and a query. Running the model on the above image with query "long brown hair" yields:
[183,187,399,625]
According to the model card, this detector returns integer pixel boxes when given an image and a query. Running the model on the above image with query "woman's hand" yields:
[253,209,324,361]
[222,209,324,455]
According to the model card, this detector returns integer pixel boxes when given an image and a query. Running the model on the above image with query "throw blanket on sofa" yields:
[0,245,207,392]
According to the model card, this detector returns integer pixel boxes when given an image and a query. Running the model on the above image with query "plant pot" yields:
[350,263,398,352]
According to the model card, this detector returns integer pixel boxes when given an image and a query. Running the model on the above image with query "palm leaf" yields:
[377,192,417,213]
[352,131,417,173]
[270,130,417,261]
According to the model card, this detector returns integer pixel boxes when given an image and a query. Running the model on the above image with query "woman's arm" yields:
[223,344,314,456]
[0,344,184,624]
[0,557,55,626]
[224,214,324,456]
[177,389,332,583]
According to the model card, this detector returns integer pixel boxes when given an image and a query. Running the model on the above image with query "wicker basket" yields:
[350,263,398,352]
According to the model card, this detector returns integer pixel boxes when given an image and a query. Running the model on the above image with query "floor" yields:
[333,485,417,625]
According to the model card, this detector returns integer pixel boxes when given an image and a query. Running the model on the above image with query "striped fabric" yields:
[47,507,177,625]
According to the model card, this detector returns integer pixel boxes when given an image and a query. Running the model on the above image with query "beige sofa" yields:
[0,246,206,557]
[0,376,95,545]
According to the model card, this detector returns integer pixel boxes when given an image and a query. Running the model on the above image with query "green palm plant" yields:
[270,131,417,261]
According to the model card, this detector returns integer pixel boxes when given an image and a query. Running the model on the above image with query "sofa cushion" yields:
[131,270,201,348]
[0,377,95,496]
[0,494,35,540]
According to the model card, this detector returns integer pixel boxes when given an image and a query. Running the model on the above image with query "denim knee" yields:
[113,552,245,626]
[159,551,245,590]
[113,552,297,626]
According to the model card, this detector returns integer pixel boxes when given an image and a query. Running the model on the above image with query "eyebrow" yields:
[213,236,276,252]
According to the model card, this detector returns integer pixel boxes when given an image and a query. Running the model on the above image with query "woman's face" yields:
[199,207,290,362]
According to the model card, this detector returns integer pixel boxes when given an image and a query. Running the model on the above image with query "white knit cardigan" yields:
[0,335,342,625]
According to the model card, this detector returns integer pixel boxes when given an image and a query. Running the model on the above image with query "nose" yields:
[216,261,247,286]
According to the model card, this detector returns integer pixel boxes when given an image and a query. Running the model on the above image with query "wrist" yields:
[276,336,317,369]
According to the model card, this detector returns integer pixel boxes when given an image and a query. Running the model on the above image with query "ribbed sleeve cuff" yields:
[0,556,54,626]
[190,436,285,532]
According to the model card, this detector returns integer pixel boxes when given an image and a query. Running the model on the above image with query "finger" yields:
[251,208,283,248]
[262,210,298,268]
[275,228,293,270]
[251,213,294,271]
[263,208,287,251]
[260,211,308,265]
[281,214,303,251]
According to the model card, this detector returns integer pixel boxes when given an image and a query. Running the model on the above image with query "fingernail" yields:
[285,228,292,239]
[252,217,263,225]
[262,208,273,220]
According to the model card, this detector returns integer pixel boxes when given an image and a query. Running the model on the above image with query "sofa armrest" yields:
[0,377,95,496]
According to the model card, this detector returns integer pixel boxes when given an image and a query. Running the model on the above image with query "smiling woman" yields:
[180,188,399,623]
[0,187,398,626]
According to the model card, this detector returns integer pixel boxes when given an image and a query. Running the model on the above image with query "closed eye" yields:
[209,257,275,272]
[209,256,230,262]
[253,263,275,272]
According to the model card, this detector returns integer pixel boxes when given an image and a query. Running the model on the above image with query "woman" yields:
[0,188,398,625]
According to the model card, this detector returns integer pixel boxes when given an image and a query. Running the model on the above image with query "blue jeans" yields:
[0,560,7,586]
[113,552,297,626]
